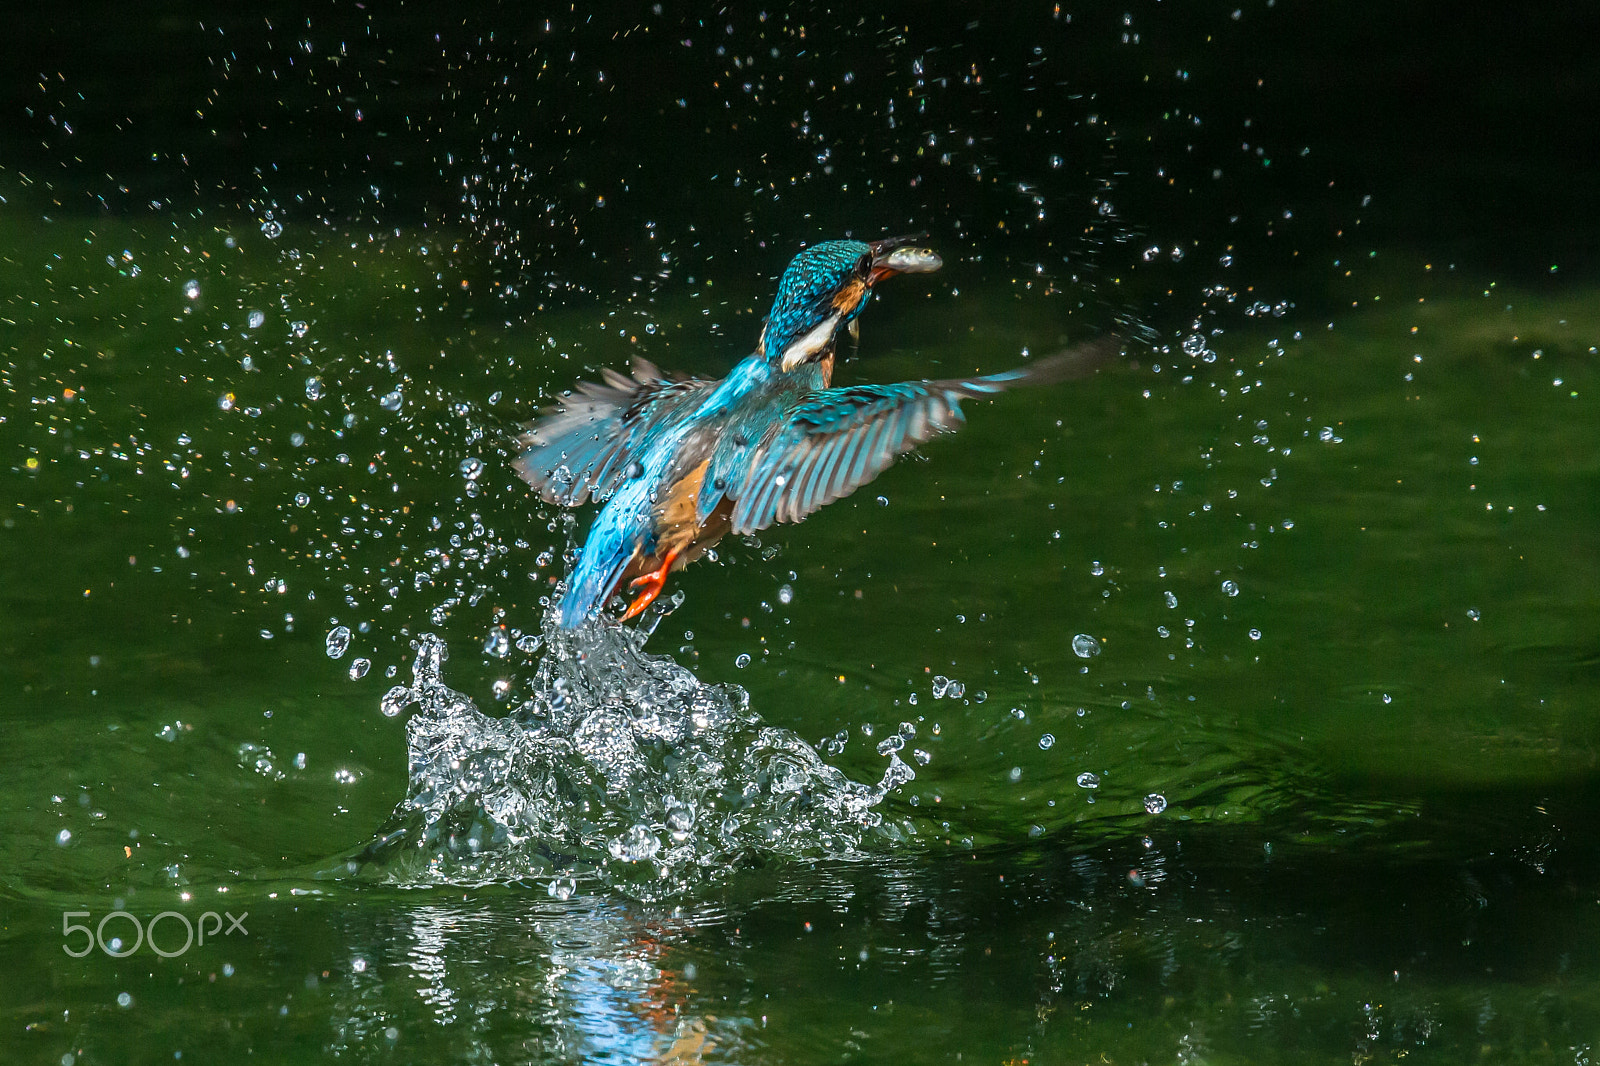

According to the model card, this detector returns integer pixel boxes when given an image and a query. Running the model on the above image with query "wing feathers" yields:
[730,336,1114,533]
[514,359,712,507]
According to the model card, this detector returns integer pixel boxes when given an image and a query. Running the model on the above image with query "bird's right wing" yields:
[728,337,1116,534]
[514,357,715,507]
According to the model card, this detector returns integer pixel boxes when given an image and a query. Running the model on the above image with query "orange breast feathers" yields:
[656,459,715,559]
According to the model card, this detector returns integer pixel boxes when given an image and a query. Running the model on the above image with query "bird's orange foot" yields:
[619,548,680,622]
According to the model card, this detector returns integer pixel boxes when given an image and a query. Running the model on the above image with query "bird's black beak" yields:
[866,233,943,285]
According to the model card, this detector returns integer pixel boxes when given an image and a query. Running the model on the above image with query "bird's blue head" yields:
[759,235,942,371]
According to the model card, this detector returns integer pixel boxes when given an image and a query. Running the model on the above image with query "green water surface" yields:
[4,3,1599,1063]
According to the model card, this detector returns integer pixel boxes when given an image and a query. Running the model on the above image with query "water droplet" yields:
[290,320,309,338]
[734,652,751,668]
[608,824,661,862]
[247,310,265,329]
[1248,628,1262,640]
[261,219,283,239]
[1466,608,1480,622]
[777,583,793,605]
[379,390,403,412]
[459,457,484,480]
[1222,579,1239,597]
[294,492,310,507]
[1071,634,1100,658]
[183,279,201,300]
[325,625,352,658]
[1164,591,1179,609]
[1144,793,1168,814]
[1009,766,1023,782]
[1038,733,1055,750]
[56,829,73,846]
[931,675,950,698]
[348,658,371,680]
[666,805,695,837]
[380,685,413,718]
[1076,772,1100,789]
[305,377,323,400]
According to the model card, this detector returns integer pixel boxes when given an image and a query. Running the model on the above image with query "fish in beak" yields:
[867,234,944,286]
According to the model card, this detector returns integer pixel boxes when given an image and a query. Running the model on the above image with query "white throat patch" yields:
[779,314,841,371]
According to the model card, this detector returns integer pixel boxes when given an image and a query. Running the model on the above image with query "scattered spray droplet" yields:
[380,686,414,718]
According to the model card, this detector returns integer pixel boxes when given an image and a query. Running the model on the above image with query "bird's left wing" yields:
[514,357,715,507]
[728,337,1115,533]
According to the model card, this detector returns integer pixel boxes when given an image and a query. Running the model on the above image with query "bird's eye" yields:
[856,254,872,273]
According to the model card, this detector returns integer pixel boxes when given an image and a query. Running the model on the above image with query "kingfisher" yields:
[516,235,1112,629]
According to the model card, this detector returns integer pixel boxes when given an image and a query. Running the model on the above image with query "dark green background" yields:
[3,2,1598,1062]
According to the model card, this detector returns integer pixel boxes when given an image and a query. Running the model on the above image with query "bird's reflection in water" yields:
[321,892,735,1063]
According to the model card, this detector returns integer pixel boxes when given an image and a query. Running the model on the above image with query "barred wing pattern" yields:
[729,339,1114,534]
[514,358,713,507]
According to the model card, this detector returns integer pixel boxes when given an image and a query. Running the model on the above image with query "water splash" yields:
[353,603,917,897]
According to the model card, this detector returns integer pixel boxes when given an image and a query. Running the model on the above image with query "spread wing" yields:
[728,337,1115,534]
[513,357,715,507]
